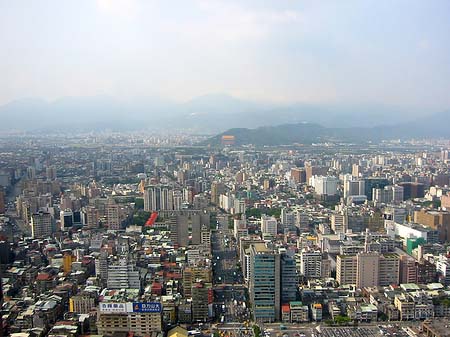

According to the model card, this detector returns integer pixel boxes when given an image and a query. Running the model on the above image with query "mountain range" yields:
[0,94,438,134]
[202,110,450,146]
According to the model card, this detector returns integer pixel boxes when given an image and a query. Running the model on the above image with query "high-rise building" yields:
[337,252,399,288]
[305,165,329,184]
[168,214,189,247]
[336,255,357,286]
[373,185,404,204]
[414,210,450,243]
[356,252,379,288]
[45,166,57,180]
[85,206,99,228]
[31,211,53,238]
[399,255,417,284]
[144,185,174,212]
[261,215,278,236]
[291,168,306,184]
[343,176,365,199]
[210,181,225,205]
[60,209,74,231]
[106,257,140,289]
[0,187,5,214]
[281,208,295,232]
[191,281,212,322]
[280,253,298,303]
[398,182,425,200]
[249,243,281,322]
[378,253,400,286]
[364,177,390,200]
[105,202,120,230]
[310,176,339,196]
[300,249,322,279]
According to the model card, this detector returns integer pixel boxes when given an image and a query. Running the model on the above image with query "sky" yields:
[1,0,450,112]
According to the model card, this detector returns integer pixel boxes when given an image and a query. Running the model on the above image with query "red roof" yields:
[145,212,158,226]
[282,304,290,313]
[36,273,52,281]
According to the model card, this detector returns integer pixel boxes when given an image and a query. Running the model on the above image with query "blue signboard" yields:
[132,302,162,313]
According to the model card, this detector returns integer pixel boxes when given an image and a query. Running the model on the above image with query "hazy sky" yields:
[1,0,450,111]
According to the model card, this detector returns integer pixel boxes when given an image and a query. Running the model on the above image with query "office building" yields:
[309,176,339,196]
[281,253,298,302]
[249,243,280,322]
[399,182,425,200]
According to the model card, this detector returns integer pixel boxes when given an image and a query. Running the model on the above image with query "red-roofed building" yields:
[282,304,291,322]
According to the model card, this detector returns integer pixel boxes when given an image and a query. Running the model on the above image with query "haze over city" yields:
[2,2,450,337]
[1,0,450,117]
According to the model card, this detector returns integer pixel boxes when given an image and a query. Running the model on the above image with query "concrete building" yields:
[414,210,450,243]
[300,249,322,279]
[31,211,54,238]
[210,181,225,205]
[356,252,380,288]
[310,176,339,196]
[191,281,212,322]
[106,258,140,290]
[144,185,174,212]
[261,215,278,236]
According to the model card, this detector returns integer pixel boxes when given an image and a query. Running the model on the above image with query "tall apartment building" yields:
[144,185,174,212]
[249,243,281,322]
[191,281,212,322]
[344,178,365,199]
[300,249,323,279]
[399,255,418,284]
[106,258,140,290]
[281,208,296,231]
[168,214,189,247]
[305,165,329,184]
[291,168,306,184]
[210,181,225,205]
[331,213,348,234]
[337,252,399,287]
[373,185,404,204]
[84,206,99,228]
[31,211,53,238]
[356,253,379,288]
[105,201,121,230]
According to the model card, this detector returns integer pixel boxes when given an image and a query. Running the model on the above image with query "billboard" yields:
[99,302,130,313]
[132,302,162,313]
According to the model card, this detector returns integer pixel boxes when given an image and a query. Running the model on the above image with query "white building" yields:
[310,176,339,196]
[261,215,278,236]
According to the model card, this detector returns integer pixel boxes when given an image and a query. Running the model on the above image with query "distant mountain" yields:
[202,111,450,146]
[0,94,445,133]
